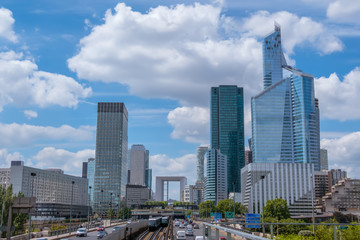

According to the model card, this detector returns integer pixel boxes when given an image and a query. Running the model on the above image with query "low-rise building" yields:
[126,184,151,208]
[321,178,360,215]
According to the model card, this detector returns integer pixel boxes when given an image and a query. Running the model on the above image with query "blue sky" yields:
[0,0,360,200]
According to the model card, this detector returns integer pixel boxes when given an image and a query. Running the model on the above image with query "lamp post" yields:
[28,172,36,240]
[87,186,92,229]
[110,193,113,223]
[261,175,265,235]
[311,175,315,233]
[100,189,104,218]
[69,181,75,234]
[232,181,236,218]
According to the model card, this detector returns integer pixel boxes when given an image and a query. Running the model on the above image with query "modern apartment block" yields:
[211,85,245,193]
[93,102,128,215]
[314,171,329,199]
[5,161,88,218]
[241,162,315,216]
[204,149,228,204]
[251,25,320,170]
[196,146,209,182]
[321,178,360,215]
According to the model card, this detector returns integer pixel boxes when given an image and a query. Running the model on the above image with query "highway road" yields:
[173,221,227,240]
[65,224,125,240]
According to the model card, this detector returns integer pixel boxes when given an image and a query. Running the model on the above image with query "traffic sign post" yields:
[225,212,234,218]
[245,213,261,228]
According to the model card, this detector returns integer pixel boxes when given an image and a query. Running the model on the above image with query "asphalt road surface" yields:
[173,221,227,240]
[65,224,125,240]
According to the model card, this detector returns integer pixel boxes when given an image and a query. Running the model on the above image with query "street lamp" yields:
[100,189,104,218]
[28,172,36,240]
[69,181,75,234]
[87,186,92,229]
[260,175,265,235]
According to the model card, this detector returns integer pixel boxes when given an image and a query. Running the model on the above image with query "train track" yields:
[137,227,163,240]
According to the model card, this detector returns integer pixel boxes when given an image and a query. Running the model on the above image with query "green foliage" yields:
[118,207,131,219]
[298,230,314,237]
[277,234,314,240]
[107,208,115,219]
[198,200,215,218]
[216,199,234,217]
[340,224,360,240]
[50,224,67,231]
[314,224,333,240]
[0,185,28,237]
[264,217,307,235]
[185,210,192,218]
[144,201,167,207]
[264,198,290,220]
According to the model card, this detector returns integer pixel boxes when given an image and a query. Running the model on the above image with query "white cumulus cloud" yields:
[0,123,95,147]
[68,2,263,107]
[241,10,343,54]
[168,106,210,144]
[24,110,38,119]
[327,0,360,24]
[0,7,18,42]
[315,67,360,121]
[0,148,24,168]
[321,131,360,178]
[0,51,92,111]
[150,153,197,185]
[31,147,95,176]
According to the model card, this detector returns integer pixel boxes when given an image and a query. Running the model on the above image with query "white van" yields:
[176,230,186,240]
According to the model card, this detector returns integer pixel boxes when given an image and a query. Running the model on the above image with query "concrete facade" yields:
[241,162,315,216]
[129,145,147,186]
[155,176,187,201]
[126,184,151,207]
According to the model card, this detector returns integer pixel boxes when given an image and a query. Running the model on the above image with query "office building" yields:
[328,169,347,190]
[129,144,147,186]
[320,149,328,171]
[6,161,88,218]
[0,168,11,188]
[245,150,252,165]
[145,168,152,190]
[182,185,193,202]
[93,102,128,215]
[204,149,228,204]
[192,181,204,205]
[196,146,208,182]
[314,171,329,199]
[241,162,315,216]
[125,184,151,207]
[211,85,245,193]
[82,162,88,178]
[251,25,320,170]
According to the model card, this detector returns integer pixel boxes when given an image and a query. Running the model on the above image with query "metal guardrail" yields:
[203,222,269,240]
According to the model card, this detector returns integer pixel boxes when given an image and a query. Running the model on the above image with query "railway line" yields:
[137,227,164,240]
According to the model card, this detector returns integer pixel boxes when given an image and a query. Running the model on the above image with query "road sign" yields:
[187,215,190,219]
[339,226,349,230]
[214,212,222,221]
[225,212,234,218]
[245,213,261,228]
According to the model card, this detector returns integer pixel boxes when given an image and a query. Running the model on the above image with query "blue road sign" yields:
[245,213,261,228]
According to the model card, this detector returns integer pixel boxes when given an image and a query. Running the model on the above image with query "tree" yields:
[118,207,132,219]
[199,200,215,218]
[215,199,248,217]
[264,198,290,220]
[0,185,28,237]
[235,202,248,216]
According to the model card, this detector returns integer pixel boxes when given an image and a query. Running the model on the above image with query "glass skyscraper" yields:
[93,102,128,215]
[211,85,245,193]
[251,25,320,170]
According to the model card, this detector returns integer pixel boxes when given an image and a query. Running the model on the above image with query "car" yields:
[175,221,180,226]
[195,237,206,240]
[176,230,186,240]
[179,223,185,228]
[219,238,227,240]
[185,228,194,236]
[112,226,120,232]
[127,220,132,224]
[97,226,105,231]
[76,228,87,237]
[97,231,107,239]
[194,223,200,229]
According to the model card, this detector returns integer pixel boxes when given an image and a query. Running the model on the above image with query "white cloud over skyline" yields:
[24,110,38,119]
[327,0,360,24]
[0,123,94,147]
[0,7,18,42]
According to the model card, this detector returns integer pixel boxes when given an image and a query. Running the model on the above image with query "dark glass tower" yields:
[93,102,128,215]
[211,85,245,193]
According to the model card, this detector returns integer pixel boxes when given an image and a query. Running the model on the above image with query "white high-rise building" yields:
[129,144,147,186]
[241,162,315,216]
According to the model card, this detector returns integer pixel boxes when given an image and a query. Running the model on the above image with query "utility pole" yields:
[87,186,92,229]
[69,181,75,234]
[28,173,36,240]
